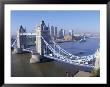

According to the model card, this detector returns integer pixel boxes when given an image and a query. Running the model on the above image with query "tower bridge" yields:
[12,20,100,69]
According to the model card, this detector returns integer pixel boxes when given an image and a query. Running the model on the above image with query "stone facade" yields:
[36,26,42,55]
[16,25,27,49]
[94,49,100,69]
[36,20,51,56]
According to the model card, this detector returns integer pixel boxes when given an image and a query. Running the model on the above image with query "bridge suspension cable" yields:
[41,36,95,68]
[50,38,95,60]
[11,39,17,48]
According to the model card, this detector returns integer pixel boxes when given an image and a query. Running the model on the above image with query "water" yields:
[11,38,99,77]
[58,38,99,56]
[11,53,80,77]
[29,37,99,56]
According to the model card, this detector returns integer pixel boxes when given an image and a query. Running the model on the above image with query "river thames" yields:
[11,37,99,77]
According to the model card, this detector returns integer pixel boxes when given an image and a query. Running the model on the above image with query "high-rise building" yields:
[48,23,51,36]
[63,29,66,36]
[51,26,54,37]
[69,30,74,36]
[54,27,57,36]
[59,29,64,39]
[54,27,58,40]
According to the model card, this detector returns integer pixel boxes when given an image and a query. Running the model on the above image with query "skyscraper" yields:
[54,27,57,36]
[59,29,64,39]
[69,30,74,36]
[51,26,54,37]
[54,27,58,40]
[48,23,51,36]
[63,29,66,36]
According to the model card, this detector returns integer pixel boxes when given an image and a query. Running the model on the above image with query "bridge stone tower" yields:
[15,25,27,53]
[30,20,51,63]
[36,20,51,56]
[94,49,100,69]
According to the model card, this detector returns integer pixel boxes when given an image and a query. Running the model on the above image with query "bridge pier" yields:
[30,52,41,63]
[14,48,23,54]
[94,49,100,69]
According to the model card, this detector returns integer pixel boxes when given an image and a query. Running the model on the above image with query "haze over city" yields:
[11,10,100,36]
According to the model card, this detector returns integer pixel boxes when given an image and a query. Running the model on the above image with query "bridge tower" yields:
[30,20,51,63]
[94,49,100,69]
[36,20,51,56]
[15,25,27,53]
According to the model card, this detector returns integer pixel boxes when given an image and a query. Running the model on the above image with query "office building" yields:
[51,26,54,37]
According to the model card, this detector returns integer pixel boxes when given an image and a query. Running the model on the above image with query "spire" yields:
[19,25,23,32]
[42,20,45,25]
[40,17,45,26]
[20,25,23,29]
[41,18,46,30]
[41,17,44,24]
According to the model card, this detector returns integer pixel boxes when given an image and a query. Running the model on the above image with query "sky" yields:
[11,10,100,35]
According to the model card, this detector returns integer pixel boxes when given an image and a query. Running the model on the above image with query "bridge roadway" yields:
[20,33,36,35]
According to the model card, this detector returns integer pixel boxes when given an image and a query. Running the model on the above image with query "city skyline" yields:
[11,10,100,35]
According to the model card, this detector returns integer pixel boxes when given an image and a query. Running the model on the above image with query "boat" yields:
[79,36,86,42]
[75,51,85,55]
[56,41,63,43]
[55,40,64,43]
